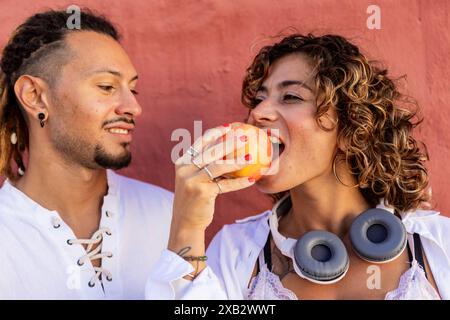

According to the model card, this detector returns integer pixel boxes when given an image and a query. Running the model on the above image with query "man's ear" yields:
[14,75,51,123]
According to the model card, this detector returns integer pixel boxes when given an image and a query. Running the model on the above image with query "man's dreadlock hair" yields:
[0,9,120,181]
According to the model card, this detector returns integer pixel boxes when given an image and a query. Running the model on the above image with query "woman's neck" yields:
[278,174,370,239]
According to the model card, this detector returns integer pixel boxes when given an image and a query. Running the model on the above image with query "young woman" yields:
[147,34,450,300]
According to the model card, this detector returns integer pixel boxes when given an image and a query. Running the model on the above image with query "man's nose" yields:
[116,90,142,118]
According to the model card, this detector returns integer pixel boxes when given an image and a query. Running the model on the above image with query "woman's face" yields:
[247,53,338,193]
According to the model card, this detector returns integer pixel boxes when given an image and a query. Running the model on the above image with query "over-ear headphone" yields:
[269,195,407,284]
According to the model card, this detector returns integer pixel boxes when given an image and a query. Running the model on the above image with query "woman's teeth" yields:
[108,128,129,134]
[269,135,281,144]
[268,135,285,159]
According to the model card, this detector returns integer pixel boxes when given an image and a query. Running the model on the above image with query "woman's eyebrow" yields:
[277,80,312,92]
[258,79,313,93]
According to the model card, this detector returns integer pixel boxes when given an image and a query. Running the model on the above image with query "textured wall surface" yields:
[1,0,449,243]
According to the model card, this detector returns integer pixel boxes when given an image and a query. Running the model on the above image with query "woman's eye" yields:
[283,94,303,102]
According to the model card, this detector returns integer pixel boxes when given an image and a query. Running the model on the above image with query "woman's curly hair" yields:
[241,33,431,214]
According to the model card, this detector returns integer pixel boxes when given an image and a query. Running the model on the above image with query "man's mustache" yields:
[102,117,135,128]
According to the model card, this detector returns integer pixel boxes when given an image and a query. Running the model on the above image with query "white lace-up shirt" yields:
[0,170,173,299]
[146,198,450,300]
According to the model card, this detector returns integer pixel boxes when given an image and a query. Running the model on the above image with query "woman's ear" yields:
[336,135,347,154]
[14,75,50,123]
[318,110,339,131]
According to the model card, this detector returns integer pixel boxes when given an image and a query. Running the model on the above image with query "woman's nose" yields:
[248,99,277,125]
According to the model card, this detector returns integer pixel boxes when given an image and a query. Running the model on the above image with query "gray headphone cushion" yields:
[294,230,349,282]
[350,208,407,262]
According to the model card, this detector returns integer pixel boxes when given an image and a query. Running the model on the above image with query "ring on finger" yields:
[203,166,215,181]
[215,179,223,194]
[187,146,200,158]
[191,157,203,169]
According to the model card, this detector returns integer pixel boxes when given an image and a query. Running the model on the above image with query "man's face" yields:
[47,31,142,170]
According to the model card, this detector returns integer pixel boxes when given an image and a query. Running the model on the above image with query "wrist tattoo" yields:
[177,246,192,257]
[176,246,207,279]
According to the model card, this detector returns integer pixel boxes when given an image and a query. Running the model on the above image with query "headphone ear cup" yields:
[350,208,407,263]
[293,230,349,284]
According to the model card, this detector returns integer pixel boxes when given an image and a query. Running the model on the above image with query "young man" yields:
[0,9,173,299]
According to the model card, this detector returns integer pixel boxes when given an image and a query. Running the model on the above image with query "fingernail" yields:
[223,123,230,127]
[245,154,252,162]
[240,135,248,142]
[248,177,255,183]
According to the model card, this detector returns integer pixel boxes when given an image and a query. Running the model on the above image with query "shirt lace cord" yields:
[67,227,113,287]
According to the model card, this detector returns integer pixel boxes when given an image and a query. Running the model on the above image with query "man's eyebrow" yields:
[86,68,138,82]
[258,79,313,93]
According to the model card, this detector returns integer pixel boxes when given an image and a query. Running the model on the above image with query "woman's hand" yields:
[168,124,256,275]
[172,124,256,230]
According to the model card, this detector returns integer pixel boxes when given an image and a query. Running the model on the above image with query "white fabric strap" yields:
[268,194,298,258]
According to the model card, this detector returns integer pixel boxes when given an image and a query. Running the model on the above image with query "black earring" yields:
[38,113,46,128]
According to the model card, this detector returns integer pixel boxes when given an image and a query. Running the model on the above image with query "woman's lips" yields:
[258,142,285,179]
[257,127,287,178]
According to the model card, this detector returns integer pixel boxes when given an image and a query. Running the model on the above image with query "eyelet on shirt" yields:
[106,231,112,236]
[77,259,84,266]
[67,239,73,245]
[106,275,112,281]
[108,253,113,258]
[88,281,95,288]
[51,217,61,229]
[105,211,112,218]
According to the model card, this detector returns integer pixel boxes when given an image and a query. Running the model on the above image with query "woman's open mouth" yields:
[268,134,285,161]
[257,129,286,179]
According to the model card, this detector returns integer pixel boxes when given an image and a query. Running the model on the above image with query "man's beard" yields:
[94,143,131,169]
[52,128,132,170]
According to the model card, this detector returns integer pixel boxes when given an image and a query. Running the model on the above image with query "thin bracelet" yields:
[186,256,207,279]
[176,247,208,279]
[182,255,208,262]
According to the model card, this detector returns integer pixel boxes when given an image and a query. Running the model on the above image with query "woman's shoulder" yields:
[403,208,450,253]
[403,208,450,230]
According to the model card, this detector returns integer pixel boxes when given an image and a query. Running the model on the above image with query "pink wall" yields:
[1,0,449,243]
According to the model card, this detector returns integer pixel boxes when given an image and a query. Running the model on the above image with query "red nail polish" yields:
[248,177,255,183]
[240,135,248,142]
[223,123,230,127]
[245,154,252,162]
